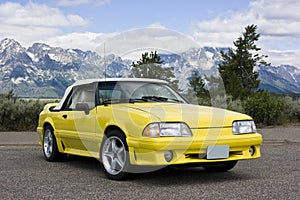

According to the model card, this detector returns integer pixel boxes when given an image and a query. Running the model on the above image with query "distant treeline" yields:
[272,93,300,101]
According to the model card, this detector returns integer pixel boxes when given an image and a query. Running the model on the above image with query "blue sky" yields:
[0,0,300,67]
[57,0,250,33]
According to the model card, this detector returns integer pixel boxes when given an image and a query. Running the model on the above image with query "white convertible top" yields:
[53,78,168,110]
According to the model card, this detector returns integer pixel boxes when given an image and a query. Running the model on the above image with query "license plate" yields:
[207,145,230,160]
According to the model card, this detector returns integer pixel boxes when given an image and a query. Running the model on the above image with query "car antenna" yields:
[104,42,106,81]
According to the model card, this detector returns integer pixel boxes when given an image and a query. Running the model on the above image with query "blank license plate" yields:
[207,145,230,160]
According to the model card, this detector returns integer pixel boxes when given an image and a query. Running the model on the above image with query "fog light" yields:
[249,146,255,156]
[164,151,173,162]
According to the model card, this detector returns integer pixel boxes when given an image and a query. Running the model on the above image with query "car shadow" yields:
[133,165,254,186]
[56,155,256,185]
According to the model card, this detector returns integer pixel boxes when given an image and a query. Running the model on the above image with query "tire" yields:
[100,130,131,180]
[203,161,238,172]
[43,125,65,162]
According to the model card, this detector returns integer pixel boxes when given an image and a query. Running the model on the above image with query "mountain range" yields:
[0,38,299,98]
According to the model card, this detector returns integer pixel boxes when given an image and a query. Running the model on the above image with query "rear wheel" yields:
[43,125,65,162]
[100,130,131,180]
[203,161,238,172]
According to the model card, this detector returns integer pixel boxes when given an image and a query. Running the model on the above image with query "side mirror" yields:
[75,103,90,115]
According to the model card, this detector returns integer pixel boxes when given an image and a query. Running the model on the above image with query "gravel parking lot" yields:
[0,127,299,199]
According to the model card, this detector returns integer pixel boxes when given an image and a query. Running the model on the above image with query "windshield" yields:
[98,81,186,105]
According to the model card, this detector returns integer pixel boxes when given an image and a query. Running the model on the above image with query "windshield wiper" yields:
[104,97,184,104]
[142,96,168,102]
[129,98,148,103]
[141,96,183,103]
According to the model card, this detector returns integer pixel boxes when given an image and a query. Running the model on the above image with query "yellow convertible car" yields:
[37,78,262,180]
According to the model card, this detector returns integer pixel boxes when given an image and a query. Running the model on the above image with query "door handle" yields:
[62,114,67,119]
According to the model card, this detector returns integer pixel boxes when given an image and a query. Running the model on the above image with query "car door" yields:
[56,83,97,154]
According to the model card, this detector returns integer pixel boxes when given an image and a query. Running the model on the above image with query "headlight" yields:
[232,120,257,134]
[142,122,192,137]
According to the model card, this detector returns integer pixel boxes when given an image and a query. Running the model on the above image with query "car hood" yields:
[126,103,252,128]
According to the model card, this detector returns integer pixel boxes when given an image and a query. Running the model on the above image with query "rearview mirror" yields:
[75,103,90,115]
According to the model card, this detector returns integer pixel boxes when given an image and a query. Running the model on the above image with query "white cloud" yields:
[43,32,111,51]
[0,24,62,45]
[0,1,89,45]
[0,2,89,27]
[67,14,89,26]
[250,0,300,21]
[266,50,300,66]
[56,0,111,7]
[192,0,300,67]
[56,0,90,6]
[147,22,167,29]
[93,27,201,60]
[42,26,201,61]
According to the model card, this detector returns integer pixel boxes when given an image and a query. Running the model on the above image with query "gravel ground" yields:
[0,126,299,199]
[0,139,299,199]
[258,126,300,143]
[0,131,39,145]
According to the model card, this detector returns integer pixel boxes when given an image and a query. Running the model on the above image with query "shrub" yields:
[243,91,285,125]
[0,93,53,131]
[283,97,300,122]
[291,100,300,122]
[227,99,245,113]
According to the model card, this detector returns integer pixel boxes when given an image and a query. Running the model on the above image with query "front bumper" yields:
[127,127,262,166]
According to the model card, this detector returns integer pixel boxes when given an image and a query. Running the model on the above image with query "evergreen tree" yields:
[131,51,178,89]
[189,71,210,105]
[218,24,269,100]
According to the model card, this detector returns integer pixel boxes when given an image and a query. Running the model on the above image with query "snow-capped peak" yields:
[0,38,25,53]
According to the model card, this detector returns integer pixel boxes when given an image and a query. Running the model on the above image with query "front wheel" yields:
[43,125,65,162]
[100,130,131,180]
[203,161,238,172]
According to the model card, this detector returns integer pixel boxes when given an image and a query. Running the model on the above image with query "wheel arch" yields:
[42,119,66,154]
[43,122,53,130]
[42,117,56,134]
[104,125,127,138]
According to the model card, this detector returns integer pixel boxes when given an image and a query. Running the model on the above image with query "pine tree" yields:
[218,24,269,100]
[189,71,210,105]
[131,51,178,88]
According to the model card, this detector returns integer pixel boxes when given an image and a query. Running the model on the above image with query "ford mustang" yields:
[37,78,262,180]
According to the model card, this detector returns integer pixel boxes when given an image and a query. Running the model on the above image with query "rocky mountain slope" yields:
[0,38,299,97]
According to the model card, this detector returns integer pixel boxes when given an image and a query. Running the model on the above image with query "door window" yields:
[65,83,95,110]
